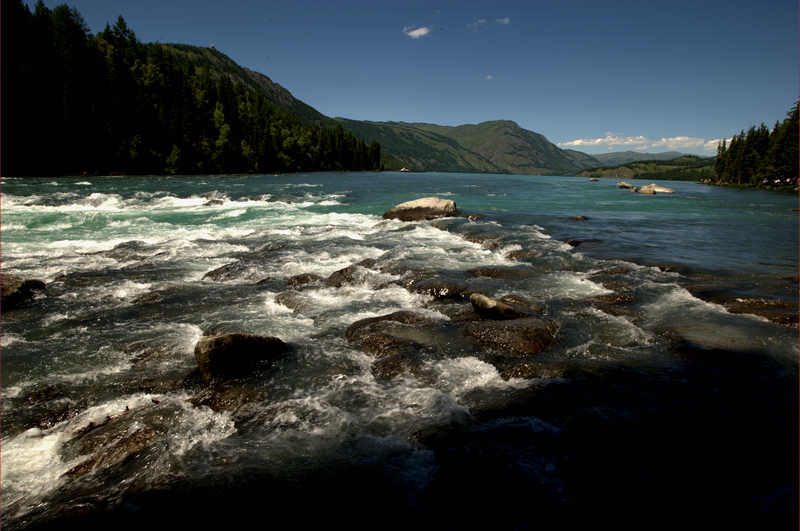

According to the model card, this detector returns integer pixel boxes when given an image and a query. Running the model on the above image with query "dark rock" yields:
[1,274,46,309]
[194,333,290,380]
[469,267,538,280]
[274,290,308,312]
[326,258,377,287]
[463,233,502,249]
[202,261,250,282]
[383,197,458,221]
[409,278,474,300]
[345,311,432,343]
[497,360,568,380]
[64,427,156,478]
[470,293,531,320]
[372,351,424,381]
[465,317,557,357]
[505,249,543,261]
[567,239,583,248]
[287,273,324,288]
[570,215,589,221]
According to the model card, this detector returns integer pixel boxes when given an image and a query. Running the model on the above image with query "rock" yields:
[274,291,309,312]
[65,427,156,478]
[470,293,531,320]
[287,273,324,288]
[1,274,46,309]
[467,214,485,222]
[567,239,583,247]
[637,186,656,195]
[194,333,290,380]
[465,317,557,357]
[505,249,544,261]
[497,294,544,315]
[616,181,633,189]
[326,258,377,287]
[345,311,432,344]
[410,278,474,300]
[383,197,458,222]
[498,360,568,380]
[463,233,503,249]
[589,178,599,182]
[639,183,675,194]
[202,261,250,282]
[571,215,589,221]
[371,351,424,381]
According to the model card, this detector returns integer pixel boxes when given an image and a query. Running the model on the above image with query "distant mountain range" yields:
[164,44,693,175]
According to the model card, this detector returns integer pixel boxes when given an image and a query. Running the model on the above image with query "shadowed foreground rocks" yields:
[1,273,46,310]
[194,333,290,381]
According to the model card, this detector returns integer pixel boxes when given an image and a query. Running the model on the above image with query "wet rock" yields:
[571,215,589,221]
[274,290,309,312]
[326,258,377,287]
[202,261,251,282]
[635,185,656,195]
[1,274,46,309]
[409,278,474,300]
[465,317,557,357]
[616,181,633,189]
[372,351,424,381]
[470,293,531,320]
[383,197,458,221]
[497,360,568,380]
[593,291,635,306]
[188,382,267,413]
[469,267,538,280]
[567,239,583,247]
[467,214,485,222]
[194,333,290,381]
[505,249,544,261]
[287,273,324,288]
[463,233,503,249]
[345,311,432,344]
[64,427,156,478]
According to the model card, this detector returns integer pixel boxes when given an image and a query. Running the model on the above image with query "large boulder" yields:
[326,258,377,287]
[383,197,457,221]
[194,333,290,380]
[616,181,633,189]
[1,274,46,310]
[465,317,557,357]
[635,183,675,195]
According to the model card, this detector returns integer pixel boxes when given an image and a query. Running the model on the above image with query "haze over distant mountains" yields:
[169,44,693,175]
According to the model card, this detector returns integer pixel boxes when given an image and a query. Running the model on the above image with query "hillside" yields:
[591,151,685,167]
[337,119,603,175]
[577,155,715,181]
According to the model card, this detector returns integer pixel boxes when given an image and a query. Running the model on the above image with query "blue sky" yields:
[32,0,798,155]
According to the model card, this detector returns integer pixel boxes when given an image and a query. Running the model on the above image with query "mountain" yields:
[577,155,714,181]
[336,119,603,175]
[161,44,334,127]
[590,151,686,167]
[161,46,607,176]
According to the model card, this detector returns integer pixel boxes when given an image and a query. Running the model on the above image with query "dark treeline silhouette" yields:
[1,0,381,176]
[712,102,798,187]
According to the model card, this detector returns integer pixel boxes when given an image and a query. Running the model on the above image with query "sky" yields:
[31,0,798,155]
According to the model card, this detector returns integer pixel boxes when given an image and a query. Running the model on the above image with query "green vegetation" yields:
[1,0,380,176]
[712,103,798,189]
[578,155,715,181]
[336,119,601,175]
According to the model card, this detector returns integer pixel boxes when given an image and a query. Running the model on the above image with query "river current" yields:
[1,172,797,529]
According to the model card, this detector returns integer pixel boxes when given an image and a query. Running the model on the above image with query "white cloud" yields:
[557,132,730,154]
[486,74,494,80]
[403,26,431,39]
[496,17,511,24]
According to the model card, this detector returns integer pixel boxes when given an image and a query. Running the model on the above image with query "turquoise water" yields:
[1,172,797,528]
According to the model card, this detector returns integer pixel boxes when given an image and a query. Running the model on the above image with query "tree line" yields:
[712,103,798,186]
[1,0,381,176]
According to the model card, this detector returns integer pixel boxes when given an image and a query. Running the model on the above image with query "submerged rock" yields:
[287,273,324,289]
[326,258,377,287]
[194,333,290,380]
[408,278,474,300]
[1,274,46,310]
[383,197,458,221]
[505,249,544,261]
[465,317,557,357]
[469,267,538,280]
